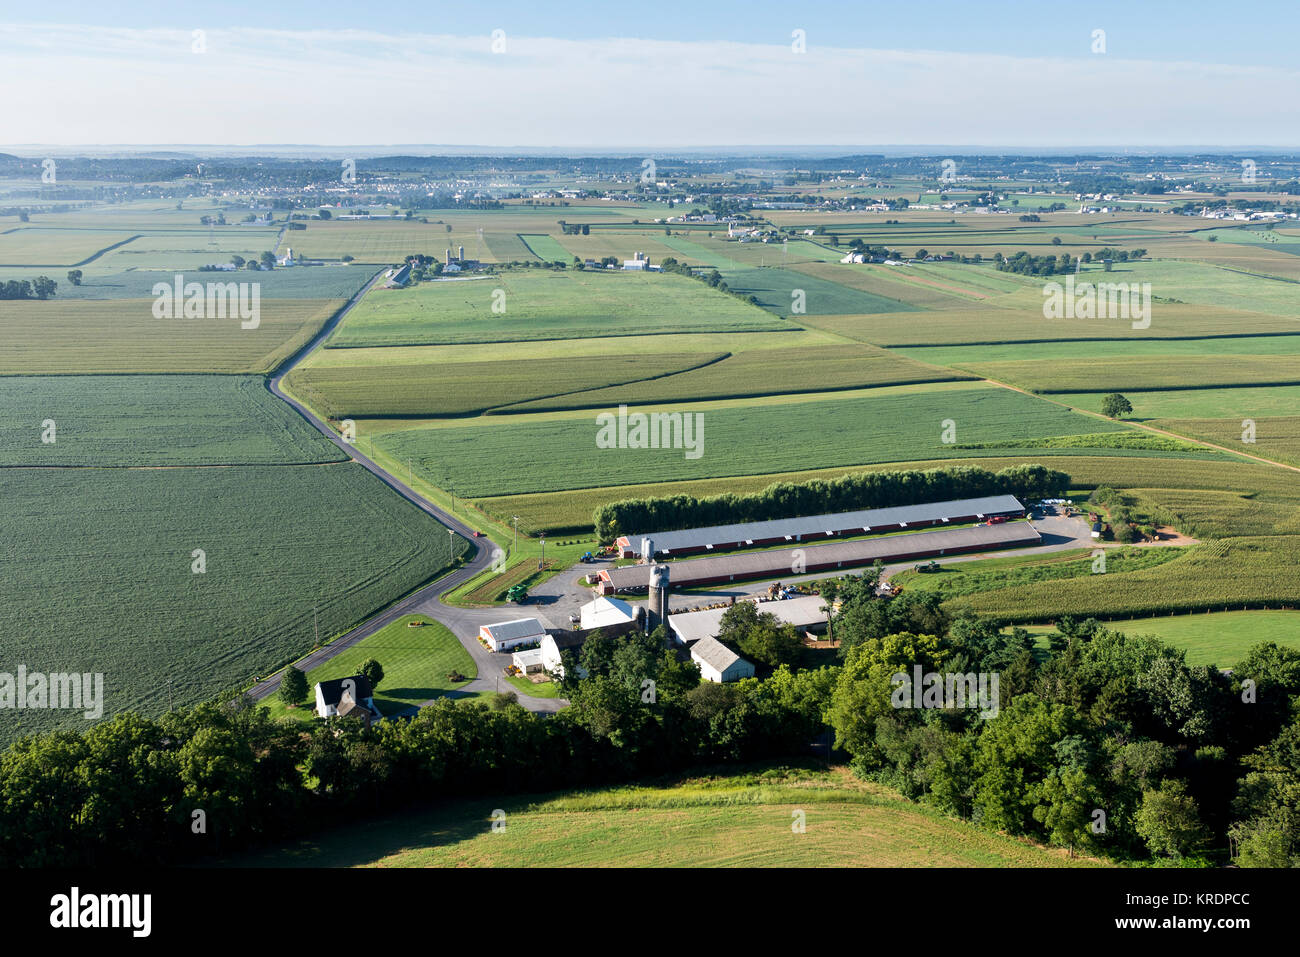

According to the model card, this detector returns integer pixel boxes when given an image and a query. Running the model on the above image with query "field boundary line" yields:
[979,376,1300,475]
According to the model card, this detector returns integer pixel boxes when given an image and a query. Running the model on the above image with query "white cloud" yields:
[2,23,1297,146]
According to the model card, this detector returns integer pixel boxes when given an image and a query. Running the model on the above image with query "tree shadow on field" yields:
[219,798,504,867]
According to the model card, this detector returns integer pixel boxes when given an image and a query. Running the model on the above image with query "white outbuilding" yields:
[690,636,756,683]
[579,596,639,631]
[479,617,548,652]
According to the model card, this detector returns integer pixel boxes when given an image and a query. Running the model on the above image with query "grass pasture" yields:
[231,765,1098,868]
[1036,609,1300,667]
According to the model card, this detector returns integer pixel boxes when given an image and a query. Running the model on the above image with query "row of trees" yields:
[593,463,1069,544]
[657,256,762,309]
[0,276,56,299]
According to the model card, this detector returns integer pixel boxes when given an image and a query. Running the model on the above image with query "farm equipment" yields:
[506,584,528,603]
[988,515,1008,524]
[581,551,595,563]
[914,560,941,573]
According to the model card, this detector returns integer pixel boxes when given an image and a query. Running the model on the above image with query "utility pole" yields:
[539,534,545,570]
[313,605,319,648]
[407,457,412,487]
[511,515,519,556]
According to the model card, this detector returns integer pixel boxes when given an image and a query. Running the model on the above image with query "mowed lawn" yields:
[262,615,480,722]
[324,270,789,347]
[228,766,1102,868]
[1024,610,1300,668]
[373,384,1158,498]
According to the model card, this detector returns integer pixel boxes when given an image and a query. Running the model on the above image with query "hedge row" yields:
[593,463,1070,543]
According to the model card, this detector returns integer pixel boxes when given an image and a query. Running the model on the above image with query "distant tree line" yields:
[593,464,1069,543]
[0,276,56,299]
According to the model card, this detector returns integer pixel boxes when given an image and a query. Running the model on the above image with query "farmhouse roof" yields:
[316,675,374,707]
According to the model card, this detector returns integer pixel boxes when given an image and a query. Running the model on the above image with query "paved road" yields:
[247,268,565,714]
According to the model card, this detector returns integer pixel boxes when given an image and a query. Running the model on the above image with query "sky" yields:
[3,1,1298,149]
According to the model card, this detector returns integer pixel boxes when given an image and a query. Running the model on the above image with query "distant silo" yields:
[446,248,452,264]
[458,245,465,261]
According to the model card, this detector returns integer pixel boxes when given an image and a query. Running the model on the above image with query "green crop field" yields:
[284,352,723,418]
[721,265,921,315]
[261,615,480,722]
[1022,610,1300,667]
[325,270,789,348]
[1057,385,1300,419]
[230,765,1099,868]
[1152,416,1300,467]
[0,463,467,744]
[0,227,140,265]
[893,335,1300,366]
[957,535,1300,622]
[0,298,345,374]
[476,453,1300,534]
[269,220,499,263]
[803,297,1300,347]
[518,234,573,261]
[967,355,1300,393]
[372,385,1146,498]
[791,261,986,308]
[499,344,975,411]
[0,375,347,465]
[892,546,1188,600]
[20,266,372,301]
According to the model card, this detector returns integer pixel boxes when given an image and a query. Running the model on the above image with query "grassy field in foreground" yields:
[263,615,479,722]
[228,765,1103,868]
[1023,610,1300,668]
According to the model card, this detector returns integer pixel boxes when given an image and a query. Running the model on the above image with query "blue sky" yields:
[4,2,1298,147]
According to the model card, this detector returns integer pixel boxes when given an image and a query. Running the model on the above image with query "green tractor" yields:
[506,583,528,603]
[914,560,942,574]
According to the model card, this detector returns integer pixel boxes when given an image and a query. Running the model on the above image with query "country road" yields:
[247,267,567,714]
